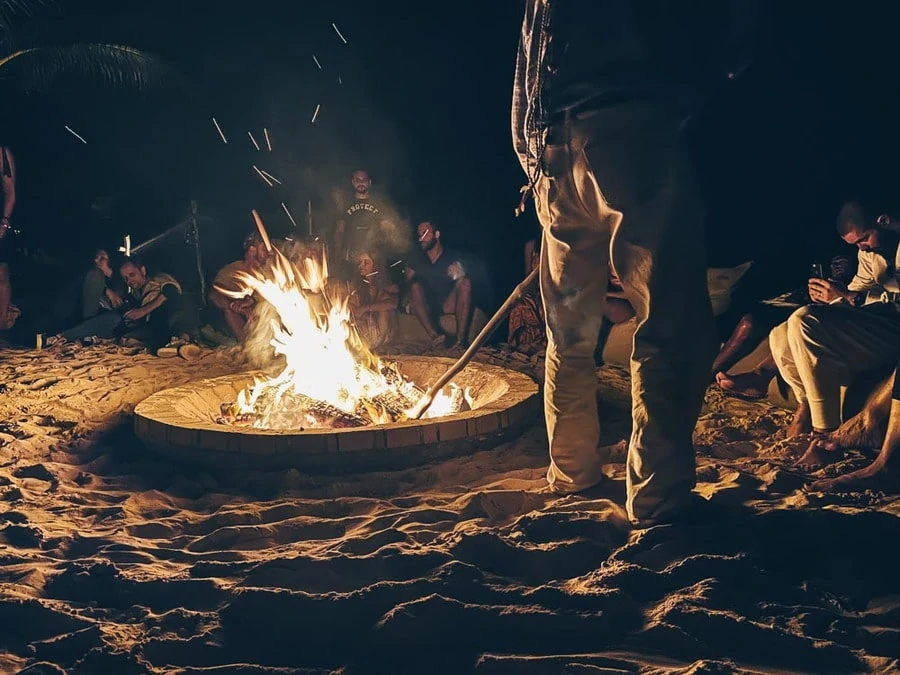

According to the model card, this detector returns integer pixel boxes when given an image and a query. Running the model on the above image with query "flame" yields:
[216,220,463,430]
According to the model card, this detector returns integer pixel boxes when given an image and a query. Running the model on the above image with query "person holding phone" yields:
[770,201,900,442]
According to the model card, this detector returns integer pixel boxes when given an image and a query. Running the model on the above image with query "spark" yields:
[312,54,322,69]
[363,278,370,284]
[253,165,274,187]
[332,22,348,44]
[311,104,321,124]
[118,234,131,257]
[337,76,343,85]
[212,117,228,143]
[419,231,428,240]
[365,271,379,277]
[64,125,87,144]
[264,127,272,151]
[259,168,282,185]
[281,202,298,228]
[390,260,403,268]
[248,131,260,151]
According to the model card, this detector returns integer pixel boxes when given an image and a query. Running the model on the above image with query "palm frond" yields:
[0,43,186,93]
[0,0,58,47]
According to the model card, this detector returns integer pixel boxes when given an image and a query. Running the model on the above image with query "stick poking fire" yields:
[214,213,469,430]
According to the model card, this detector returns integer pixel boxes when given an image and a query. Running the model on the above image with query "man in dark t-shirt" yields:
[333,169,402,266]
[405,220,487,349]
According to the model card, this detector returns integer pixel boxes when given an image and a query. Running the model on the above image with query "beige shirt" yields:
[845,247,900,305]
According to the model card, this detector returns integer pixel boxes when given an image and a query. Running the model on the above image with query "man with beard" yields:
[333,169,399,267]
[771,202,900,443]
[512,1,757,525]
[208,232,270,341]
[405,220,478,349]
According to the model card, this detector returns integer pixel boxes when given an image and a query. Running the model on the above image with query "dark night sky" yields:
[5,1,900,299]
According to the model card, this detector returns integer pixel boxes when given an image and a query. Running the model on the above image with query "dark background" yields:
[4,1,900,309]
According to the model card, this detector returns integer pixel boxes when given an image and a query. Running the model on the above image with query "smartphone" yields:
[810,262,825,279]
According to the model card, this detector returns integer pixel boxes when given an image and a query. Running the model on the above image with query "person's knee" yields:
[768,322,790,357]
[736,313,756,336]
[787,304,823,340]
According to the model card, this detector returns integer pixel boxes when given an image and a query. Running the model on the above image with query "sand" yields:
[0,339,898,674]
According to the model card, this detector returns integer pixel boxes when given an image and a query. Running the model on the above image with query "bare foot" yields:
[787,402,813,438]
[716,370,770,399]
[809,460,897,492]
[831,411,885,452]
[794,432,842,472]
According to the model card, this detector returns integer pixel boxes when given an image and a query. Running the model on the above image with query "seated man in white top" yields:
[770,201,900,443]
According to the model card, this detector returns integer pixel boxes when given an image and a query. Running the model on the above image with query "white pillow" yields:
[707,261,753,317]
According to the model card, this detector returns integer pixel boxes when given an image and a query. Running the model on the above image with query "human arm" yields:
[80,268,107,319]
[123,284,176,321]
[357,284,399,314]
[0,147,16,238]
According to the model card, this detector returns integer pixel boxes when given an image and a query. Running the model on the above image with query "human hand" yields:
[808,278,846,304]
[106,289,124,309]
[123,307,144,321]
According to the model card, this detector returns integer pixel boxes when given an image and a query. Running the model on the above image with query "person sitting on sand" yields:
[403,220,491,350]
[770,202,900,439]
[715,255,857,400]
[509,238,634,359]
[0,144,18,332]
[117,256,201,358]
[45,249,127,345]
[208,231,270,341]
[348,250,399,351]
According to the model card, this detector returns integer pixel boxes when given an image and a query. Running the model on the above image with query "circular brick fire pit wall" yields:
[134,355,540,472]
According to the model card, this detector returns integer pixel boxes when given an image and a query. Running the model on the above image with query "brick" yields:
[385,425,423,449]
[438,419,468,442]
[475,413,500,436]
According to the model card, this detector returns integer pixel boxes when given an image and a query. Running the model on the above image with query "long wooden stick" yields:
[407,266,540,419]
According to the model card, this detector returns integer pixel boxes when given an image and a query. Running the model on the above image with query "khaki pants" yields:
[533,100,717,524]
[769,302,900,430]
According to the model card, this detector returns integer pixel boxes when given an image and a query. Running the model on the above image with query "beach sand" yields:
[0,340,898,674]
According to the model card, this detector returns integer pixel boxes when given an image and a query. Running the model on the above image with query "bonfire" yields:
[214,215,468,430]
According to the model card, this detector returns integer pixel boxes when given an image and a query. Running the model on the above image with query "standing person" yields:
[333,169,402,268]
[512,1,755,525]
[0,144,18,331]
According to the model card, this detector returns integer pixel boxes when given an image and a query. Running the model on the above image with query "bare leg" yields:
[811,397,900,492]
[210,290,247,340]
[788,400,814,438]
[712,313,764,376]
[409,281,443,342]
[451,277,473,347]
[797,374,893,472]
[0,263,10,329]
[716,352,777,399]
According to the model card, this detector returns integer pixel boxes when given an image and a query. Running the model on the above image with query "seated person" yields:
[118,256,200,356]
[771,201,900,438]
[403,220,488,349]
[45,249,126,345]
[510,238,635,359]
[208,232,270,340]
[0,144,18,332]
[348,250,399,351]
[715,254,857,399]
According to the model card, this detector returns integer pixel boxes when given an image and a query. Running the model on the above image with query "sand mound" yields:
[0,340,897,674]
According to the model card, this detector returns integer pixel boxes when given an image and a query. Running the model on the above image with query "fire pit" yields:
[134,355,539,471]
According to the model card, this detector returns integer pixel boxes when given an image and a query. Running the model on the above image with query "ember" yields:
[214,212,470,430]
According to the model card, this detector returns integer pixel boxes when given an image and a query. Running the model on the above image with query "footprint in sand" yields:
[13,463,58,484]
